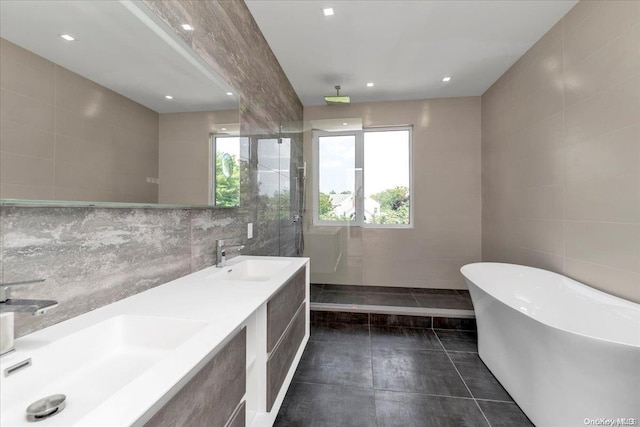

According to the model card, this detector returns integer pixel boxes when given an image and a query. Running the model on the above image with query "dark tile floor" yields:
[275,316,533,427]
[311,284,474,310]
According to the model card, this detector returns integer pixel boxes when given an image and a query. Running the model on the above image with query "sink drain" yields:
[26,394,66,422]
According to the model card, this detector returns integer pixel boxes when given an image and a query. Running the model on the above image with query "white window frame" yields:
[312,126,413,228]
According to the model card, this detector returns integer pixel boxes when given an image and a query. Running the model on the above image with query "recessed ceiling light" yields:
[442,76,452,82]
[164,95,174,100]
[181,24,194,31]
[342,122,348,126]
[221,127,227,131]
[323,8,334,16]
[60,34,76,42]
[226,92,233,96]
[366,82,374,87]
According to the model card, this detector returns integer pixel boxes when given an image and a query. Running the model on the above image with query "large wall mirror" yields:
[0,0,240,207]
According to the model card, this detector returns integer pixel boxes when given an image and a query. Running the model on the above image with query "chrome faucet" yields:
[215,239,244,268]
[0,279,58,356]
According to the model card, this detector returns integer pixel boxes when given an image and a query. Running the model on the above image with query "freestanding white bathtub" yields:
[461,263,640,427]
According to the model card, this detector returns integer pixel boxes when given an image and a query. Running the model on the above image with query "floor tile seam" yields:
[312,320,371,328]
[443,350,514,403]
[310,320,369,326]
[322,285,417,291]
[309,338,372,346]
[369,324,440,331]
[444,349,479,355]
[371,347,451,355]
[372,388,477,401]
[310,321,370,327]
[432,327,493,427]
[432,327,477,332]
[319,289,416,296]
[371,345,445,352]
[291,379,375,392]
[308,340,372,349]
[474,397,516,404]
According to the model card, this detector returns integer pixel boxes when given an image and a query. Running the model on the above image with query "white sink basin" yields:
[0,315,207,427]
[219,259,293,281]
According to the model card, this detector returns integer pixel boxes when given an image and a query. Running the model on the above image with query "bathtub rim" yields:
[461,262,640,348]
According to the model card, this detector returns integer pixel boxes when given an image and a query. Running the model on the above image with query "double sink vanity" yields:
[0,256,310,427]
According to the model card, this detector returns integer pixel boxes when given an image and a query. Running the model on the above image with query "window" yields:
[313,126,412,227]
[211,135,241,207]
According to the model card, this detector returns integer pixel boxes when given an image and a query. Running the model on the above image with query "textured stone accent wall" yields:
[144,0,304,258]
[1,206,246,337]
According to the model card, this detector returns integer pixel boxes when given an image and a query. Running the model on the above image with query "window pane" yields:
[318,134,356,222]
[364,130,410,225]
[214,136,241,207]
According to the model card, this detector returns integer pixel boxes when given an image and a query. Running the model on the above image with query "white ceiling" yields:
[0,0,237,113]
[245,0,578,106]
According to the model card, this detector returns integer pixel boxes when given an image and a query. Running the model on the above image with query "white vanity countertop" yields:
[0,255,309,427]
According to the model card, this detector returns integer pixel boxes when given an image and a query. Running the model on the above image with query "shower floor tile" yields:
[415,293,474,310]
[317,290,420,307]
[322,284,415,294]
[275,316,534,427]
[311,284,474,311]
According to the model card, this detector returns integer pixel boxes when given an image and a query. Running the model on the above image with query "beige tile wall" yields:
[304,97,482,289]
[158,110,238,205]
[481,0,640,302]
[0,38,159,203]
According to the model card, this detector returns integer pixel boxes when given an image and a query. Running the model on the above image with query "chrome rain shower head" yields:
[325,85,350,105]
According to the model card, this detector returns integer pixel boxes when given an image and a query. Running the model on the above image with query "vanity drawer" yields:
[266,303,306,411]
[145,327,246,427]
[267,266,306,352]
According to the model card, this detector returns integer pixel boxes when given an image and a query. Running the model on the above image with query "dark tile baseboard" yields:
[310,311,370,325]
[433,317,477,331]
[310,311,476,331]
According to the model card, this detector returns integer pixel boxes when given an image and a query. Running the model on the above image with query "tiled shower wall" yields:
[303,98,481,289]
[481,0,639,302]
[1,0,303,337]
